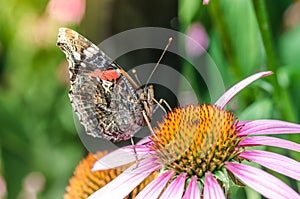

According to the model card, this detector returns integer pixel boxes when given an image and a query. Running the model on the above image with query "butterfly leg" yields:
[152,98,172,116]
[157,98,172,111]
[142,110,159,141]
[130,137,139,168]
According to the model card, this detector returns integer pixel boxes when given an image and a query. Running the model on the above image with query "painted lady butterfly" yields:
[57,28,155,142]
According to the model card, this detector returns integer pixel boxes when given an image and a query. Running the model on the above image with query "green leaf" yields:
[239,99,273,120]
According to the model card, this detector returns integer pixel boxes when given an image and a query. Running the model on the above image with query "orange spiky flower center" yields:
[64,152,156,199]
[150,104,242,178]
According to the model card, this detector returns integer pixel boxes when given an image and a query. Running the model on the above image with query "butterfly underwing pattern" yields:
[57,28,154,142]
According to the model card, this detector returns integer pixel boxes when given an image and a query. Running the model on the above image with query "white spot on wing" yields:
[73,52,81,60]
[87,47,98,55]
[83,49,93,58]
[92,44,99,50]
[68,70,73,79]
[102,80,113,93]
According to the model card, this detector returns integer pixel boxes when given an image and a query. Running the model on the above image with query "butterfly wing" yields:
[57,28,145,141]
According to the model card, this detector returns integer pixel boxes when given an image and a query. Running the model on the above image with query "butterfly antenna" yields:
[145,37,172,88]
[132,69,143,86]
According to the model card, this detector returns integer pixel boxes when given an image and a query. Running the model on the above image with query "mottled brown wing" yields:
[57,28,145,141]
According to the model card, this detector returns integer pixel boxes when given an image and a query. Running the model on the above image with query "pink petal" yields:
[88,158,160,199]
[182,176,201,199]
[160,173,186,199]
[203,172,226,199]
[135,170,175,199]
[214,71,273,109]
[137,136,152,145]
[92,145,151,171]
[239,136,300,152]
[238,150,300,181]
[225,162,300,199]
[238,120,300,136]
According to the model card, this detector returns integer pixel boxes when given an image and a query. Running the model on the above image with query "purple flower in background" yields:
[89,71,300,199]
[185,23,209,57]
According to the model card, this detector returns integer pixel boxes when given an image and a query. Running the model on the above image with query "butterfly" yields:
[57,28,155,142]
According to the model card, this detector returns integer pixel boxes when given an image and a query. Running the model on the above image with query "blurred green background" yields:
[0,0,299,198]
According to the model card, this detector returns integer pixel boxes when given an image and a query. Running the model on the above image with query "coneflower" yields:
[89,71,300,199]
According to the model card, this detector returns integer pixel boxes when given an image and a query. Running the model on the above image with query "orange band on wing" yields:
[86,69,120,83]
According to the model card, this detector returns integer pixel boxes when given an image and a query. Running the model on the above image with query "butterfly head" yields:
[139,85,155,121]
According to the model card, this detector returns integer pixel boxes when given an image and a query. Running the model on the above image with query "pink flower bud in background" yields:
[203,0,210,5]
[284,1,300,30]
[0,176,6,198]
[185,23,209,57]
[47,0,86,24]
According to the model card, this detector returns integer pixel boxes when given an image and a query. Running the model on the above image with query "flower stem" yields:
[252,0,277,70]
[252,0,296,122]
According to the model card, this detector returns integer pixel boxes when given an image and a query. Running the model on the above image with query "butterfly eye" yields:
[140,92,147,101]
